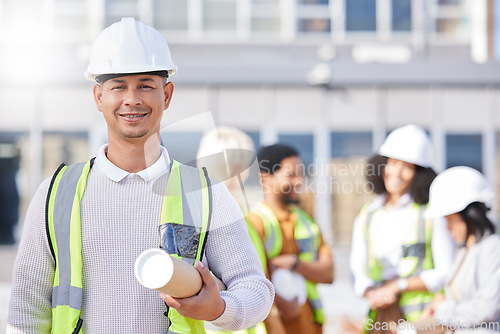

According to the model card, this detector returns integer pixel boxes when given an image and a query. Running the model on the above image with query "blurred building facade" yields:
[0,0,499,245]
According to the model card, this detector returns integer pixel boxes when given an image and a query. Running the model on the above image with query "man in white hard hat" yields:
[7,18,274,334]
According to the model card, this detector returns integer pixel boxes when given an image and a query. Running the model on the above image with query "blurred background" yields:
[0,0,499,332]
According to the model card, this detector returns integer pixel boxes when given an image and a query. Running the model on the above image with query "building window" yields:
[250,1,281,36]
[246,131,261,152]
[446,134,482,172]
[154,0,188,31]
[203,0,237,32]
[299,0,329,4]
[105,0,139,27]
[298,18,331,33]
[433,0,469,41]
[392,0,412,31]
[331,132,373,158]
[345,0,377,32]
[297,0,331,34]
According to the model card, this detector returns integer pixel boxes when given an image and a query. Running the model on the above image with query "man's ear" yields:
[163,82,174,110]
[93,84,103,112]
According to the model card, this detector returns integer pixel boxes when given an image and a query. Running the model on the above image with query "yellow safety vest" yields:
[46,158,211,333]
[360,203,435,322]
[251,202,324,325]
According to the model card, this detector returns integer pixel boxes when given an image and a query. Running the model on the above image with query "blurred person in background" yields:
[197,126,284,334]
[349,124,455,331]
[0,144,20,245]
[247,143,334,334]
[7,18,273,334]
[417,166,500,331]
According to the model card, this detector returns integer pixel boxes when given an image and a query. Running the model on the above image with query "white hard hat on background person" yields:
[425,166,494,219]
[378,124,433,168]
[85,17,176,83]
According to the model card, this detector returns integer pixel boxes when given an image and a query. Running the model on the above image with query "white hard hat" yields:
[378,124,433,168]
[425,166,494,219]
[271,269,307,306]
[85,17,176,82]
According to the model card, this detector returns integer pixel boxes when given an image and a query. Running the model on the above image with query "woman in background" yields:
[420,166,500,330]
[350,124,455,329]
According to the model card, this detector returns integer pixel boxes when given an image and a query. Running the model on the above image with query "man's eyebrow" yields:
[109,77,155,84]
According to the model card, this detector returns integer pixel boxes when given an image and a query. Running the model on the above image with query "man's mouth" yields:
[119,112,149,121]
[122,114,146,118]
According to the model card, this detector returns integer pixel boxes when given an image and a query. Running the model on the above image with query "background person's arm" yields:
[270,242,334,284]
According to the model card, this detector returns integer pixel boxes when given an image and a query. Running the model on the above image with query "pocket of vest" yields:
[402,243,426,259]
[159,223,201,260]
[297,237,316,255]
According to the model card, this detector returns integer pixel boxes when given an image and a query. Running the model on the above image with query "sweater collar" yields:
[95,144,171,183]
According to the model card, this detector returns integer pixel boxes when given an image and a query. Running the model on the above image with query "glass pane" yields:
[392,0,412,31]
[298,18,330,33]
[331,132,373,158]
[278,134,314,171]
[436,18,463,36]
[446,134,482,172]
[438,0,461,4]
[204,0,237,31]
[299,0,329,4]
[345,0,376,31]
[155,0,188,30]
[253,0,280,4]
[251,17,281,32]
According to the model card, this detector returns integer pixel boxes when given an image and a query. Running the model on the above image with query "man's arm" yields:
[269,242,334,284]
[291,243,334,284]
[164,181,274,331]
[7,179,55,333]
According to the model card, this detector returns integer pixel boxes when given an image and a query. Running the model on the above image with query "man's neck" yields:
[263,196,289,213]
[106,135,162,173]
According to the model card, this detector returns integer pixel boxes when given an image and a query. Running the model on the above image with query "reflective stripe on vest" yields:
[46,160,93,334]
[46,159,211,334]
[361,203,435,321]
[252,202,324,325]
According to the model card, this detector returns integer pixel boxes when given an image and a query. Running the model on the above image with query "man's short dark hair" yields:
[257,144,299,174]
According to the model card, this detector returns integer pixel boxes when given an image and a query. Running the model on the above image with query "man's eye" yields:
[111,86,125,90]
[140,85,153,89]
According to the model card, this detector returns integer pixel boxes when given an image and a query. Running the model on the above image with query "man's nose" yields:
[124,89,142,106]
